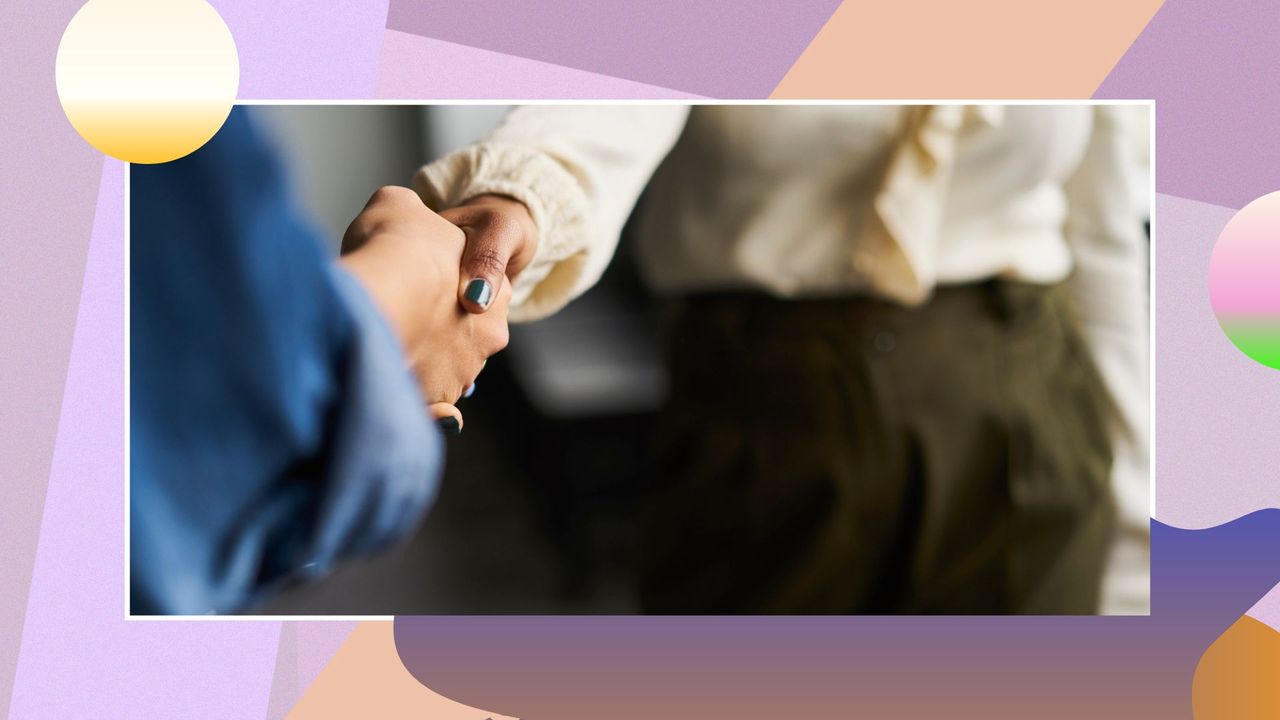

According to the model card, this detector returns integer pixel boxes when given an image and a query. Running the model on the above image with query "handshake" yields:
[339,187,538,431]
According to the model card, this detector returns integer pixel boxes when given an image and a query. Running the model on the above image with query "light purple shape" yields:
[0,1,110,715]
[266,621,357,718]
[267,624,299,720]
[385,0,842,98]
[8,162,282,720]
[1248,582,1280,633]
[377,31,704,99]
[1153,192,1280,529]
[211,0,391,98]
[295,623,357,699]
[1094,0,1280,209]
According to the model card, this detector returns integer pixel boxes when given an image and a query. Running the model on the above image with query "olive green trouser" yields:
[638,281,1115,614]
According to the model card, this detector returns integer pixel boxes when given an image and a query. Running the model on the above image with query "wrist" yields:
[460,193,530,215]
[459,194,540,274]
[338,234,445,360]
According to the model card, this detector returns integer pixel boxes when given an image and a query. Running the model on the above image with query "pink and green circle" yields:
[1209,191,1280,370]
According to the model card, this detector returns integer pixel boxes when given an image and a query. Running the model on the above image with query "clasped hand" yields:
[339,187,537,430]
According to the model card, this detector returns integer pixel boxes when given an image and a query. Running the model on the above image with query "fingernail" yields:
[437,416,461,436]
[463,383,476,398]
[464,279,493,309]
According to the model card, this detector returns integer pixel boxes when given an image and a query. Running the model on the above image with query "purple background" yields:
[385,0,844,98]
[1094,0,1280,209]
[3,0,1279,717]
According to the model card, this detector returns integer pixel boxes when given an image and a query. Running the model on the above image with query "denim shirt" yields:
[130,108,440,614]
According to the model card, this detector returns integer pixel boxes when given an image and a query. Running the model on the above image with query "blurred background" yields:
[248,105,1151,614]
[253,105,665,613]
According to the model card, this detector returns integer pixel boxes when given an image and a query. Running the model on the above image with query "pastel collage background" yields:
[2,0,1278,717]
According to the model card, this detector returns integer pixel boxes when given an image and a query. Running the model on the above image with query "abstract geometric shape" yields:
[9,161,281,719]
[267,621,360,720]
[1095,0,1280,209]
[771,0,1163,98]
[56,0,239,163]
[390,515,1280,719]
[1209,191,1280,369]
[1154,192,1280,528]
[214,0,391,98]
[266,623,300,720]
[288,622,512,719]
[1192,616,1280,718]
[377,31,703,99]
[384,0,842,98]
[0,2,108,713]
[296,622,361,700]
[1247,582,1280,633]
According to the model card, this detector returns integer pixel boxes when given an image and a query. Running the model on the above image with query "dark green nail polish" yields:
[464,278,493,309]
[437,416,461,436]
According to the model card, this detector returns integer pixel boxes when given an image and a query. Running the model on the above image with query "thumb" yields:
[441,200,531,315]
[428,403,463,436]
[456,228,512,314]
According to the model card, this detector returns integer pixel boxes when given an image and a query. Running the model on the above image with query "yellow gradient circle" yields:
[56,0,239,164]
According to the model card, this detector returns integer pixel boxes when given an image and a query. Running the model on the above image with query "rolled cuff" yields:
[413,143,592,322]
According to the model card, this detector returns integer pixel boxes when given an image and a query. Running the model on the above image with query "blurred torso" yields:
[634,105,1093,300]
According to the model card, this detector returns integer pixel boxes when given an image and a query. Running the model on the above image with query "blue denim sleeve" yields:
[129,108,441,615]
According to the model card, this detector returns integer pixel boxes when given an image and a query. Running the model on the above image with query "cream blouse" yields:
[414,104,1151,613]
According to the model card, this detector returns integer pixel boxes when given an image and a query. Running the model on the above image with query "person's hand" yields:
[340,186,511,430]
[439,194,539,314]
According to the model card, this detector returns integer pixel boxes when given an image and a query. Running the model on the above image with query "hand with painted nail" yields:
[439,194,539,315]
[340,187,511,430]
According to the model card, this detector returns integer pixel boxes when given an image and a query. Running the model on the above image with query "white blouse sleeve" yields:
[1063,105,1152,614]
[413,106,690,322]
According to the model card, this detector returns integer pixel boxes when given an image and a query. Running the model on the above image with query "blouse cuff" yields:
[413,143,592,322]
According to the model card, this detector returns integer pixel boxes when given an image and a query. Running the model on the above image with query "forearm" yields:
[130,119,442,612]
[414,105,690,321]
[339,231,442,365]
